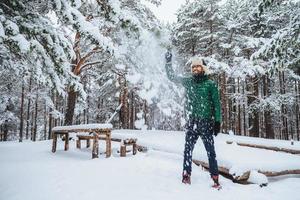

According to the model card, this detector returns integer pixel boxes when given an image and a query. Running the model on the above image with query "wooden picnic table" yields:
[51,124,113,158]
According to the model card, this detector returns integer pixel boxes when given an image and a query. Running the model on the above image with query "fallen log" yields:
[193,159,300,185]
[192,159,250,184]
[226,141,300,155]
[258,169,300,177]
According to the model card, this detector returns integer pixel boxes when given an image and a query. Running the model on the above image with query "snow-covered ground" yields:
[113,130,300,177]
[1,130,300,200]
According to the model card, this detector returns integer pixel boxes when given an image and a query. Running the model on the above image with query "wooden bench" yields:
[97,136,138,157]
[120,138,137,157]
[51,124,112,159]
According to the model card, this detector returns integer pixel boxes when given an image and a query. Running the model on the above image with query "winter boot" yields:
[182,172,191,185]
[211,175,221,189]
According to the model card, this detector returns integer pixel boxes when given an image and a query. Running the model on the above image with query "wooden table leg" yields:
[133,143,137,155]
[92,134,99,159]
[64,133,69,151]
[76,139,81,149]
[87,139,90,148]
[106,132,111,158]
[120,145,126,157]
[52,133,57,153]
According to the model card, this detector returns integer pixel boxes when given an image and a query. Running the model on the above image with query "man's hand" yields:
[214,121,221,136]
[165,51,172,63]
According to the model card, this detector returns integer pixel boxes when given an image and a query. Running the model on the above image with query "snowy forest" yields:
[1,0,300,199]
[0,0,300,142]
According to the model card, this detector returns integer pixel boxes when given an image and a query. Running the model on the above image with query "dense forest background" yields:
[0,0,299,141]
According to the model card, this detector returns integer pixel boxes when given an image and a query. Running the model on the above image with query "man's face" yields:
[192,65,204,75]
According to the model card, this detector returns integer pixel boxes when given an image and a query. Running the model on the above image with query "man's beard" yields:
[193,72,205,83]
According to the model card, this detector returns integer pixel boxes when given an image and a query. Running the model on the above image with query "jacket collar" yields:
[192,74,208,83]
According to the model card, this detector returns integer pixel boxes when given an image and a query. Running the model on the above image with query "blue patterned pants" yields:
[183,118,219,176]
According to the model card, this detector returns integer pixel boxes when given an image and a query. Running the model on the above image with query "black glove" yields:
[214,121,221,136]
[165,51,172,63]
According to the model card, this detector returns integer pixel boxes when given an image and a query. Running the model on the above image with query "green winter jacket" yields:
[165,62,222,122]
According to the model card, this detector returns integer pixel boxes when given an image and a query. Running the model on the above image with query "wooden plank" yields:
[226,141,300,155]
[77,135,94,140]
[52,128,111,134]
[98,136,121,142]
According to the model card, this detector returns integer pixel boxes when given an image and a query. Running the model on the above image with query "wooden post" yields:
[64,133,69,151]
[106,131,111,158]
[133,143,137,155]
[52,133,57,153]
[76,139,81,149]
[120,145,126,157]
[92,134,99,159]
[86,139,90,148]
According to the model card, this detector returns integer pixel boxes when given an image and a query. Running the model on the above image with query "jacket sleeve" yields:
[165,62,186,85]
[211,82,222,123]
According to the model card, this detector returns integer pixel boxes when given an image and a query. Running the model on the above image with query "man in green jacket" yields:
[165,51,221,188]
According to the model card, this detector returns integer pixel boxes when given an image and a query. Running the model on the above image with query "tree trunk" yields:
[263,75,274,139]
[44,102,47,140]
[279,71,288,140]
[19,83,25,142]
[220,73,228,133]
[25,77,32,140]
[209,2,213,56]
[32,87,38,141]
[237,78,241,135]
[48,91,53,140]
[243,80,247,136]
[64,87,77,125]
[248,77,260,137]
[143,100,149,129]
[119,75,129,129]
[30,99,34,140]
[296,81,300,141]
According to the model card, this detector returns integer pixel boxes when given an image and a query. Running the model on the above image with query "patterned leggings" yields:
[183,119,219,176]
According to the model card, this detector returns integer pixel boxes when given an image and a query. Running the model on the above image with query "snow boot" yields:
[211,175,221,190]
[182,172,191,185]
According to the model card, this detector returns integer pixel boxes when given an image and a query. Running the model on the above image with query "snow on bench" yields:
[52,123,113,132]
